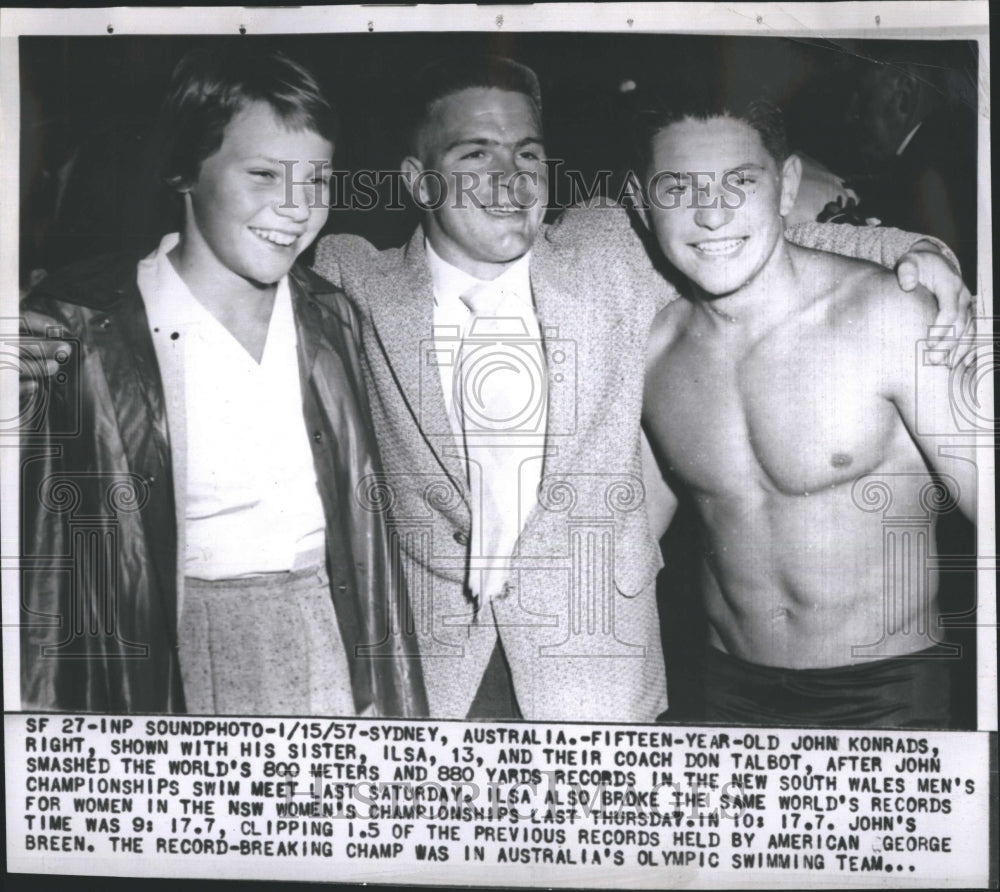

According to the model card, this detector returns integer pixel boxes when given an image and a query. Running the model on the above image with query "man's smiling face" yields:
[645,115,798,298]
[406,87,548,279]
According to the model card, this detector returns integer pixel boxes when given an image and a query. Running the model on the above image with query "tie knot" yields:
[460,283,502,316]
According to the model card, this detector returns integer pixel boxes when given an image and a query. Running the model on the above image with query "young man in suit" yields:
[311,55,972,722]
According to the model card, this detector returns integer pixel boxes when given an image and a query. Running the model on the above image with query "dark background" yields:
[17,33,982,728]
[19,33,979,278]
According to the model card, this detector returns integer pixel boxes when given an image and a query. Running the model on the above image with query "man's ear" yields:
[779,153,803,218]
[401,155,427,204]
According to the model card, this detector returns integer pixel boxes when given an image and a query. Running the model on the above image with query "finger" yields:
[896,259,919,291]
[941,314,974,369]
[951,314,979,370]
[974,291,987,318]
[955,284,973,320]
[929,282,963,339]
[938,285,972,341]
[925,330,953,364]
[955,289,973,334]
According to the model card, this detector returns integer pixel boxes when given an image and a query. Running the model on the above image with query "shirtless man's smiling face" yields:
[644,115,800,300]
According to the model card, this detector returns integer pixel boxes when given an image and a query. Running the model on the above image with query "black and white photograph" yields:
[2,3,994,888]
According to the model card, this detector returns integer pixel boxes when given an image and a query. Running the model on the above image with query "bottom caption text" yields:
[4,716,992,887]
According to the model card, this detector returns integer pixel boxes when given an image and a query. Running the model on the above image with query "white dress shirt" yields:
[426,240,548,605]
[138,233,326,580]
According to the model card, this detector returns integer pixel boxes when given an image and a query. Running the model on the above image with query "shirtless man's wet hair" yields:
[637,93,977,728]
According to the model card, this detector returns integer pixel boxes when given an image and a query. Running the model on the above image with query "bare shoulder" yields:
[830,257,935,342]
[645,295,690,367]
[801,258,935,393]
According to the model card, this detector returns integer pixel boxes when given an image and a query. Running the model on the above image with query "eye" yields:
[459,150,487,161]
[519,149,542,161]
[249,168,278,181]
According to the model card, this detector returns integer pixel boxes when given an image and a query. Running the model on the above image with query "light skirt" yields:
[178,565,355,716]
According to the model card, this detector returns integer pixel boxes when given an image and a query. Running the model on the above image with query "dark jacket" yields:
[20,253,428,716]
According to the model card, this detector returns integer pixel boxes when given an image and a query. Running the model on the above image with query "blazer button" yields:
[453,530,469,546]
[312,431,323,442]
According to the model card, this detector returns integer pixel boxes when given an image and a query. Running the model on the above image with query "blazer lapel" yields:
[366,229,468,492]
[530,241,577,483]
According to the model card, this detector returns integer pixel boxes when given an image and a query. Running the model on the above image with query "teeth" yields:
[695,238,745,256]
[250,228,297,246]
[484,207,520,215]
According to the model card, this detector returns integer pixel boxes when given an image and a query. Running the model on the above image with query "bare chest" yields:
[643,326,899,497]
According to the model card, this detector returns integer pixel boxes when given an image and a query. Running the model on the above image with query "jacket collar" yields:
[526,235,578,480]
[364,227,469,491]
[289,262,345,377]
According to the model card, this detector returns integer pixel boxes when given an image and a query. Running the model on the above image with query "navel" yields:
[830,452,853,468]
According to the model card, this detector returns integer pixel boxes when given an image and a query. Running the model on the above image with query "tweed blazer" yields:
[313,207,941,721]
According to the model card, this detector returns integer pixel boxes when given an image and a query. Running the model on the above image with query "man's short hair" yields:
[157,44,340,190]
[631,80,788,176]
[406,54,543,154]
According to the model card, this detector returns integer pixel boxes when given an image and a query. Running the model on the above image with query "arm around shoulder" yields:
[787,222,960,274]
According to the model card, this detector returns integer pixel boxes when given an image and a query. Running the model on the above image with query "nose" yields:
[489,156,518,193]
[275,183,313,223]
[693,202,734,230]
[491,153,541,208]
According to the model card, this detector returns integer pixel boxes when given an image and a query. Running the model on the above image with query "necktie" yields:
[456,284,545,611]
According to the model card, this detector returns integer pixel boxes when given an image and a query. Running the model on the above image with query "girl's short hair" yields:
[157,44,340,190]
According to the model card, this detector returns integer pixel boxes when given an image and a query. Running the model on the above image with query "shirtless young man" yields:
[639,96,978,728]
